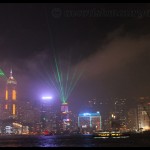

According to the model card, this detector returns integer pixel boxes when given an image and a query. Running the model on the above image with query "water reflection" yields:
[0,135,149,147]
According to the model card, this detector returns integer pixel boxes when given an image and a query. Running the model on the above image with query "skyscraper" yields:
[61,103,71,131]
[137,97,150,131]
[78,112,101,134]
[113,98,127,131]
[4,69,17,119]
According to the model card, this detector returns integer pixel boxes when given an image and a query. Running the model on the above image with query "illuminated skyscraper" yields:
[61,103,71,131]
[4,69,17,119]
[78,112,101,134]
[137,97,150,131]
[114,98,127,130]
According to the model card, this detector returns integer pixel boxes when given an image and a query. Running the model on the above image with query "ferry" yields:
[93,131,130,138]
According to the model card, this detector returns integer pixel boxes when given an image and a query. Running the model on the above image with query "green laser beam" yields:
[50,55,83,104]
[0,68,8,80]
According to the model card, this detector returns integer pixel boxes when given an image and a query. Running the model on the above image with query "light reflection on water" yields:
[0,135,149,147]
[0,135,93,147]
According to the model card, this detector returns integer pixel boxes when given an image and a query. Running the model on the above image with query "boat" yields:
[93,131,130,138]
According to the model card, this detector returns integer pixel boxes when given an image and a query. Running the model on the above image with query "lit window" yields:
[5,90,8,100]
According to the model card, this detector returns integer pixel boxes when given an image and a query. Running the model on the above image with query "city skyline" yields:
[1,3,150,112]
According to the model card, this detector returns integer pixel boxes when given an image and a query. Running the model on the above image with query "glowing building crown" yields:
[7,69,17,85]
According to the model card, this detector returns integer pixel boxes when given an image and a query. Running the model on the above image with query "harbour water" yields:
[0,134,150,147]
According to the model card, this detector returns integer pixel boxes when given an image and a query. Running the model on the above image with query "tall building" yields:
[113,98,127,130]
[78,112,101,134]
[61,103,71,131]
[137,97,150,131]
[87,97,114,131]
[126,108,138,131]
[4,69,17,119]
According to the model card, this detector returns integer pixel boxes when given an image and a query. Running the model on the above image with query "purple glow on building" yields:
[42,96,52,100]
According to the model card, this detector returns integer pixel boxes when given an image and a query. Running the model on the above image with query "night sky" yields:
[1,3,150,112]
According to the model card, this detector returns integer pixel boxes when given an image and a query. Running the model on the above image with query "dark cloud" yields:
[68,28,150,104]
[76,30,150,80]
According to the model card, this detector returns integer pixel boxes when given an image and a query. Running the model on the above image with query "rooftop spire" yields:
[10,68,13,78]
[7,68,17,85]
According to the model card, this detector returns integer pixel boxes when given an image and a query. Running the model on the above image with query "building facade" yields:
[113,98,127,131]
[78,112,101,134]
[3,69,17,120]
[137,97,150,131]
